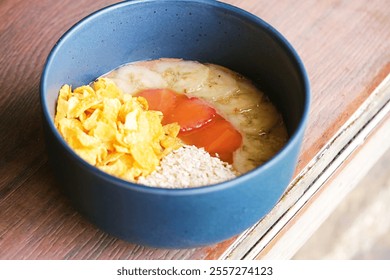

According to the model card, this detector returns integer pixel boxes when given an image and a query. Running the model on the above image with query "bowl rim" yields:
[40,0,310,196]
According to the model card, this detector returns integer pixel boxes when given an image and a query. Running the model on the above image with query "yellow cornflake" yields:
[54,77,182,181]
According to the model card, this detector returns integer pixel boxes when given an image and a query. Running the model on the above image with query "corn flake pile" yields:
[54,78,182,181]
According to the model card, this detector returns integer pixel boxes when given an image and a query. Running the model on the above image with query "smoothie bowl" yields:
[40,0,310,248]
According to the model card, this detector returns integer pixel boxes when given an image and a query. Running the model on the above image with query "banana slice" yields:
[151,59,209,94]
[193,64,240,101]
[105,65,168,95]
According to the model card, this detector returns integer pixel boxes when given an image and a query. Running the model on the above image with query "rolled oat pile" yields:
[137,145,238,188]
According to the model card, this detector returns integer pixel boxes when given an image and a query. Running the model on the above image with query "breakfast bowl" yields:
[40,0,310,248]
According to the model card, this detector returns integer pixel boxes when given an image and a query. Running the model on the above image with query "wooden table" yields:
[1,0,389,260]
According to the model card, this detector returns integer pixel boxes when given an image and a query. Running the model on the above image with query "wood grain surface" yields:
[0,0,389,259]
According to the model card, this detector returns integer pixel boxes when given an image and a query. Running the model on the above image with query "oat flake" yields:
[137,145,238,188]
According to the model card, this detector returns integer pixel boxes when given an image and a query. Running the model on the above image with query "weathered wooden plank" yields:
[0,0,389,259]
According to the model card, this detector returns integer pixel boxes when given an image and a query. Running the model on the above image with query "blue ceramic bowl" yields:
[40,0,310,248]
